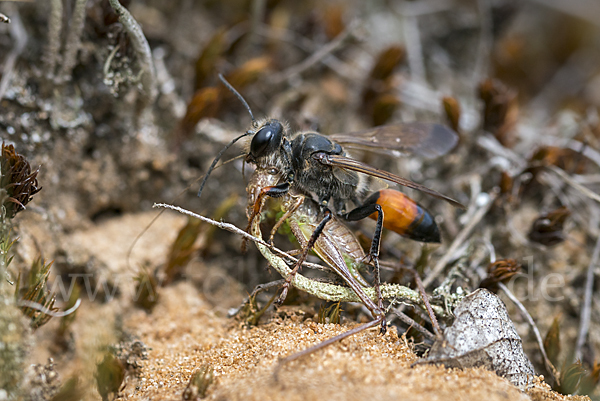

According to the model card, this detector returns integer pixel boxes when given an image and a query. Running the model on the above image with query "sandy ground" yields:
[20,212,586,401]
[118,283,583,401]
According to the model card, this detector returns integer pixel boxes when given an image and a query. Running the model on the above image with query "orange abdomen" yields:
[366,189,440,243]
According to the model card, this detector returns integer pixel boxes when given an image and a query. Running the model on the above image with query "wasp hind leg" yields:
[343,202,386,334]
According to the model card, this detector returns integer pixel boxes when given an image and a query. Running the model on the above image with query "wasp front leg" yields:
[243,182,290,252]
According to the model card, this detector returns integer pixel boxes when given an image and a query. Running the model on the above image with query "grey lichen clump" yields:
[425,288,535,389]
[0,297,31,395]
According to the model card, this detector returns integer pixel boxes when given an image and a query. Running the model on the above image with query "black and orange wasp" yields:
[198,75,465,333]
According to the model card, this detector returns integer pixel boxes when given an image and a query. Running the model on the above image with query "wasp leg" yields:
[343,202,386,334]
[276,209,333,305]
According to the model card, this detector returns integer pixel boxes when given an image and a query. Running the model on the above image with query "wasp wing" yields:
[316,153,465,209]
[329,122,459,159]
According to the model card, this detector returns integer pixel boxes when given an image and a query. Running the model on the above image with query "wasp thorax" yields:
[250,120,284,158]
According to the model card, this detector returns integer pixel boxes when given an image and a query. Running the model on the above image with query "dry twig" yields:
[17,298,81,318]
[43,0,63,79]
[497,282,559,384]
[0,7,27,101]
[270,20,360,85]
[574,235,600,362]
[547,165,600,204]
[153,203,446,315]
[107,0,157,106]
[58,0,88,82]
[390,308,436,342]
[423,188,499,289]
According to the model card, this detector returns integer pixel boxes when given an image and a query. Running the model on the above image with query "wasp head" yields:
[247,119,286,163]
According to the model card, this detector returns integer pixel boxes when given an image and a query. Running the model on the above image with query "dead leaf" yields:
[423,289,535,389]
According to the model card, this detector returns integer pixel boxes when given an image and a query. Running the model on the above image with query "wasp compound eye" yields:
[250,120,283,158]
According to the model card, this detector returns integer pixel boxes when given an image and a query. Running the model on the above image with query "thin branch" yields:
[249,0,266,47]
[270,20,360,85]
[154,203,448,316]
[413,271,441,337]
[254,24,362,81]
[390,308,436,341]
[574,235,600,361]
[58,0,88,83]
[547,165,600,204]
[423,188,499,289]
[107,0,157,106]
[472,0,492,83]
[497,282,559,384]
[43,0,63,79]
[0,6,27,101]
[153,203,297,262]
[402,9,426,84]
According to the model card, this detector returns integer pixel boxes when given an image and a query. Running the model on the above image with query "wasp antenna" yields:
[197,131,252,199]
[218,73,257,127]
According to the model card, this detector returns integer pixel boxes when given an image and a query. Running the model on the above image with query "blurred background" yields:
[1,0,600,399]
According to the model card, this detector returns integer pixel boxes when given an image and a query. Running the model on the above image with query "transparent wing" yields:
[314,153,465,209]
[329,122,459,159]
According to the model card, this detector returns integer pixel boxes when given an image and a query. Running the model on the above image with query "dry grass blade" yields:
[423,189,499,289]
[270,20,360,84]
[16,258,57,329]
[543,316,561,367]
[497,282,559,385]
[574,235,600,362]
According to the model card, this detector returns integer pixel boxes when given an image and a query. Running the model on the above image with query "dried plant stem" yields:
[58,0,88,82]
[107,0,157,105]
[390,308,436,341]
[17,298,81,317]
[44,0,63,79]
[403,13,425,84]
[271,20,360,84]
[423,189,499,289]
[153,203,446,316]
[497,282,558,384]
[472,0,492,83]
[413,271,441,337]
[574,235,600,362]
[547,165,600,204]
[249,0,266,47]
[229,280,285,318]
[0,8,27,101]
